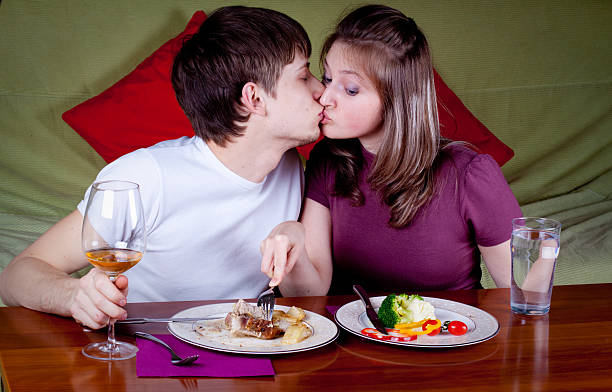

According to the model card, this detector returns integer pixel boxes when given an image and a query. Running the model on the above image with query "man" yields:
[0,6,323,329]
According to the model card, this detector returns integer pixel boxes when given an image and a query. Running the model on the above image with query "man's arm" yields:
[0,210,128,328]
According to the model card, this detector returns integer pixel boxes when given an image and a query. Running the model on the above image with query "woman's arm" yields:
[260,198,333,296]
[479,239,511,288]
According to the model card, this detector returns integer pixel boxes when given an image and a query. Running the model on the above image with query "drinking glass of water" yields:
[510,217,561,315]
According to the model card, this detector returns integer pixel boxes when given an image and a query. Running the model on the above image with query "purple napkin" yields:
[136,334,275,377]
[326,306,340,317]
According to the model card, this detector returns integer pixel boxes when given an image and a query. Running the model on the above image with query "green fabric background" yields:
[1,1,611,304]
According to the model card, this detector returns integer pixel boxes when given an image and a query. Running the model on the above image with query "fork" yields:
[134,332,199,366]
[257,286,276,321]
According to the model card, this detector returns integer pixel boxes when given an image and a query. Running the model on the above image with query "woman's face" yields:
[319,42,384,153]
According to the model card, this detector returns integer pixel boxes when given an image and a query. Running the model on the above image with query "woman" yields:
[260,5,521,296]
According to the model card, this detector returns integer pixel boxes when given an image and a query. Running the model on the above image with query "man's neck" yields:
[206,133,289,184]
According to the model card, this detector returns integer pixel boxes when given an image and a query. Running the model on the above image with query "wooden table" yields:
[1,284,612,391]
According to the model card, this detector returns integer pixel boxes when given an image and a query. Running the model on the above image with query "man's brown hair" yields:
[172,6,311,145]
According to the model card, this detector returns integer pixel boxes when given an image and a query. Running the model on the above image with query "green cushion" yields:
[1,1,611,300]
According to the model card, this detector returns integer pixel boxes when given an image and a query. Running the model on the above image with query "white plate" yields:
[335,296,499,348]
[168,303,339,355]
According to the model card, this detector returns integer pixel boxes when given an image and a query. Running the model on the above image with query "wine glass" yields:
[81,180,146,360]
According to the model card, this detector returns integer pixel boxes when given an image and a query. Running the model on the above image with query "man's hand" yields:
[260,221,306,287]
[69,268,129,329]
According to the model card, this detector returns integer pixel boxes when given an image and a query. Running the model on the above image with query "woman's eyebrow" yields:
[323,61,362,79]
[339,69,361,78]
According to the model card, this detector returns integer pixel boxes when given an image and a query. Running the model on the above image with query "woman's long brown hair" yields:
[320,5,451,228]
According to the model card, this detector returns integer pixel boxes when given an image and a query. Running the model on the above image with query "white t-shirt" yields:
[77,136,304,302]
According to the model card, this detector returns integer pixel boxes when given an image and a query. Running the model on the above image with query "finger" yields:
[114,275,129,297]
[285,246,301,274]
[71,290,109,329]
[73,271,114,327]
[82,275,127,320]
[115,275,128,291]
[260,239,276,277]
[92,272,127,307]
[270,236,290,286]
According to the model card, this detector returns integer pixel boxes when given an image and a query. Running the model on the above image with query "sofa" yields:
[1,1,611,305]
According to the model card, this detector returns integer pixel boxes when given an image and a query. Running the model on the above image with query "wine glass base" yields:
[82,341,138,361]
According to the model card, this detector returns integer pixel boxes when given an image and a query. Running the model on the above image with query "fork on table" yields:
[257,286,276,321]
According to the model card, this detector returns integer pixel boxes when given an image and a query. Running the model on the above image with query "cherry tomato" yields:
[447,321,468,336]
[422,319,441,336]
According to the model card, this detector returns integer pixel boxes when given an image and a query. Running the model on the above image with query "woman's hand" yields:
[69,269,129,329]
[260,221,306,287]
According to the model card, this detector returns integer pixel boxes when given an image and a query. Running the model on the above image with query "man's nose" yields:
[312,78,325,101]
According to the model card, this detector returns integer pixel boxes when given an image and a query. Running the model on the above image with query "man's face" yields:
[264,53,324,147]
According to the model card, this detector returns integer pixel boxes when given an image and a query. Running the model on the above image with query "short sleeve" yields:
[461,154,522,246]
[304,144,331,208]
[77,148,163,234]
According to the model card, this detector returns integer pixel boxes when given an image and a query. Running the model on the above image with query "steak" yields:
[224,299,283,339]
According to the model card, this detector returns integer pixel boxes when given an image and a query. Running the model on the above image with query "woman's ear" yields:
[240,82,266,116]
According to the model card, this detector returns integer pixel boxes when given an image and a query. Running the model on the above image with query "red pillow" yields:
[433,69,513,165]
[63,11,206,163]
[63,11,513,166]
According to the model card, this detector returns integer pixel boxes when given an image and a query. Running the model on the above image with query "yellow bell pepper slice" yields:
[397,319,441,336]
[394,319,427,329]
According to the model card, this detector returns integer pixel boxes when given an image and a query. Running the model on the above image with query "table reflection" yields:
[502,313,550,391]
[337,333,500,367]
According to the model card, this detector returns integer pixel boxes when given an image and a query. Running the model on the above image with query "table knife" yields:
[116,316,224,324]
[353,284,388,335]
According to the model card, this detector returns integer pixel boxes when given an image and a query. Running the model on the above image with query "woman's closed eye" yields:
[322,75,332,85]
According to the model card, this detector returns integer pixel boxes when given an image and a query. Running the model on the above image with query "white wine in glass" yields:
[81,180,146,360]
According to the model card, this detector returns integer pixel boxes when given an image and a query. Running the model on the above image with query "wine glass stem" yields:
[106,275,119,354]
[107,317,117,353]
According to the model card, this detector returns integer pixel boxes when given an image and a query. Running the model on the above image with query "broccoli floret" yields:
[377,293,426,328]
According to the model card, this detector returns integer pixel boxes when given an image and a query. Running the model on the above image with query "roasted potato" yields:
[281,322,312,345]
[286,306,306,322]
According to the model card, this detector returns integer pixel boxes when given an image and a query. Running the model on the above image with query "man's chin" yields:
[295,129,321,147]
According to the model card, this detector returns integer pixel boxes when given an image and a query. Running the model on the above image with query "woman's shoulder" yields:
[440,143,499,171]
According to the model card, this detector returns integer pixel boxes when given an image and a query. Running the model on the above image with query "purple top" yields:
[306,142,522,294]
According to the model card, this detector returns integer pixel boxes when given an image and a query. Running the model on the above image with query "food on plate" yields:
[445,320,468,336]
[224,299,283,339]
[272,307,304,329]
[223,299,312,344]
[421,319,441,336]
[272,306,312,345]
[281,322,312,345]
[377,294,435,328]
[360,294,469,342]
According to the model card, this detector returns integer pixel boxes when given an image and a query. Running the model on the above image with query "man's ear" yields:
[240,82,266,116]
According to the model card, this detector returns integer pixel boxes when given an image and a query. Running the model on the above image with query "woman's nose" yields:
[318,86,333,107]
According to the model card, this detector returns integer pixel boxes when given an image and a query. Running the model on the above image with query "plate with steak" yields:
[168,300,339,354]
